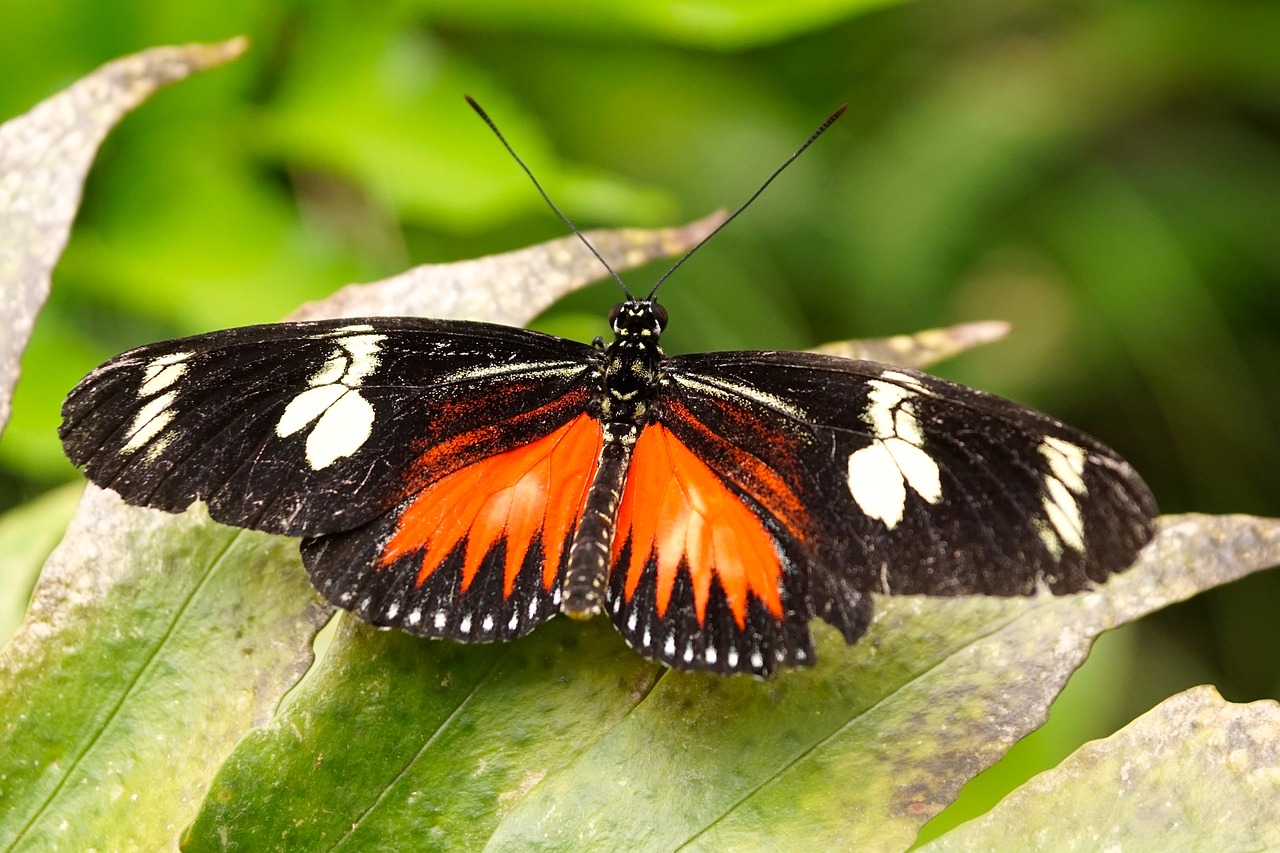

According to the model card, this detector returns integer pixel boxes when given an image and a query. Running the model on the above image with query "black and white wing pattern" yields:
[599,350,1156,674]
[61,317,598,537]
[61,317,618,644]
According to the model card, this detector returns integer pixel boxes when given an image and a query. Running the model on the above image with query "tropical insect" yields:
[60,100,1157,676]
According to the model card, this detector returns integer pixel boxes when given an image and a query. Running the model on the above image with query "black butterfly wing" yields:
[604,350,1156,675]
[62,317,607,642]
[61,317,597,535]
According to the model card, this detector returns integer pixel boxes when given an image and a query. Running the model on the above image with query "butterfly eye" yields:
[651,302,669,330]
[608,304,623,328]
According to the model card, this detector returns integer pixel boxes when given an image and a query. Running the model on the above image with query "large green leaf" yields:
[183,515,1280,850]
[920,685,1280,851]
[0,491,326,853]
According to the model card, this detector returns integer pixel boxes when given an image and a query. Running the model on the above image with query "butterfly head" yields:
[608,299,668,341]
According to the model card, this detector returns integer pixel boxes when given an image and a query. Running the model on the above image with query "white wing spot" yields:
[150,351,193,367]
[1041,436,1088,495]
[1036,437,1089,556]
[308,352,347,386]
[893,404,925,447]
[627,611,638,632]
[642,626,652,647]
[705,647,718,665]
[303,391,376,471]
[434,610,447,629]
[337,334,386,385]
[385,602,400,620]
[482,615,495,632]
[276,385,345,437]
[848,380,941,529]
[508,612,519,631]
[727,648,739,668]
[1043,477,1085,552]
[459,614,472,634]
[880,370,928,392]
[408,608,423,626]
[121,391,179,453]
[1036,517,1064,560]
[276,333,386,470]
[139,356,190,397]
[682,644,694,663]
[527,599,539,619]
[864,380,913,436]
[750,650,764,670]
[848,443,907,526]
[663,635,676,657]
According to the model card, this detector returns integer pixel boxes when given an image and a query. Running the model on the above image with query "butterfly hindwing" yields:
[301,411,605,642]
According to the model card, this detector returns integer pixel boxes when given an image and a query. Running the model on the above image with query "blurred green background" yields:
[2,0,1278,838]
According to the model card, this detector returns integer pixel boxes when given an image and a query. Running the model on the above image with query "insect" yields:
[59,100,1157,676]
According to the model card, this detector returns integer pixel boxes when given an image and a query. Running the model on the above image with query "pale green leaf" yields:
[183,515,1280,850]
[921,685,1280,851]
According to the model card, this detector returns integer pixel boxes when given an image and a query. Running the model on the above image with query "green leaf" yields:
[259,16,672,232]
[0,482,82,647]
[0,38,247,435]
[0,491,329,852]
[919,685,1280,851]
[182,515,1280,849]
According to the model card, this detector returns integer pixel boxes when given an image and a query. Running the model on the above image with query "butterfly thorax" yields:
[595,299,668,440]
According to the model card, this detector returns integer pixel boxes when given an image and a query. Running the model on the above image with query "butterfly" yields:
[58,101,1157,676]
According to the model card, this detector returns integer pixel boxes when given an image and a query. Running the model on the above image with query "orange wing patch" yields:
[380,413,602,596]
[613,424,789,628]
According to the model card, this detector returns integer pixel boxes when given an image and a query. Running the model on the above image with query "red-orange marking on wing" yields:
[666,396,810,542]
[380,413,602,596]
[613,424,787,627]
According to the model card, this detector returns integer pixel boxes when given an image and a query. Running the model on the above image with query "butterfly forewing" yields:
[662,351,1156,594]
[60,317,600,537]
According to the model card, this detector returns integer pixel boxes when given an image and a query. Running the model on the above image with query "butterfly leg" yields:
[562,426,635,618]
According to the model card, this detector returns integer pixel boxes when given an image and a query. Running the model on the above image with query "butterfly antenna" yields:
[645,104,847,300]
[466,96,634,300]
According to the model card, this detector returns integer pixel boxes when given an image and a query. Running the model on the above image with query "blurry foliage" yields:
[1,0,1278,840]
